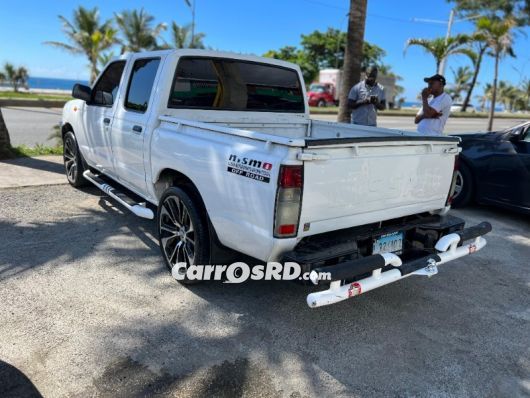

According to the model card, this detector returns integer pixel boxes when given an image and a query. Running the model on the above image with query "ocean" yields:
[27,76,89,91]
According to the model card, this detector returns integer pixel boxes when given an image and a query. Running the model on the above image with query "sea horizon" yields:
[26,76,89,91]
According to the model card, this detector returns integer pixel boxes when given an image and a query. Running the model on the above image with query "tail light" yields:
[446,155,460,206]
[274,165,303,238]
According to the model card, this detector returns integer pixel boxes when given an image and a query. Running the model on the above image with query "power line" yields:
[298,0,452,26]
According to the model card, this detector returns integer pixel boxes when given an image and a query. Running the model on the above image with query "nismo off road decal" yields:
[227,154,273,183]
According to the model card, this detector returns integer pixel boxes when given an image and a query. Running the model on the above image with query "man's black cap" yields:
[424,74,446,85]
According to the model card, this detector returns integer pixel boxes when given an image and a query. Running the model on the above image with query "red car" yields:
[307,83,337,107]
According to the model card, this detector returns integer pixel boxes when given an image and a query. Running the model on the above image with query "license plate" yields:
[372,231,404,255]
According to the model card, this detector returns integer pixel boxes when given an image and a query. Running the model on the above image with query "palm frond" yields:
[43,41,83,54]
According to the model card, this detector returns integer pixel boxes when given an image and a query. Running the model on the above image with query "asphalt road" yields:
[1,106,526,147]
[1,183,529,397]
[1,107,62,147]
[312,113,525,133]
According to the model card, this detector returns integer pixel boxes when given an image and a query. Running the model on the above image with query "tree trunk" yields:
[90,61,98,85]
[462,47,485,112]
[0,107,12,156]
[338,0,368,123]
[487,53,499,132]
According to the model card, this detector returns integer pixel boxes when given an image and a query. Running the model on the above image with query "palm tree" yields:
[448,66,474,102]
[521,80,530,111]
[461,36,488,112]
[477,17,516,130]
[497,81,521,112]
[98,52,116,70]
[44,6,118,84]
[0,108,10,157]
[169,22,205,49]
[114,9,166,53]
[338,0,368,123]
[476,83,492,112]
[3,63,29,92]
[0,70,11,156]
[404,34,472,72]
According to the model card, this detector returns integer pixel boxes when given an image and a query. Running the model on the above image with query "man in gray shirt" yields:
[348,66,386,126]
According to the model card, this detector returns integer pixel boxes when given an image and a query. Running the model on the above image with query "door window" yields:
[91,61,126,106]
[125,58,161,113]
[523,125,530,142]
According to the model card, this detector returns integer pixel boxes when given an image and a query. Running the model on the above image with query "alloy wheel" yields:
[64,136,78,183]
[159,195,196,273]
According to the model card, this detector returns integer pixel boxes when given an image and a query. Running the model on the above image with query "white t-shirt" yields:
[416,93,453,136]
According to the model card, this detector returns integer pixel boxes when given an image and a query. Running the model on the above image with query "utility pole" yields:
[412,9,479,76]
[438,9,455,76]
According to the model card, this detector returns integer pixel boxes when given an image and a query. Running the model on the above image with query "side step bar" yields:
[83,171,154,219]
[306,221,492,308]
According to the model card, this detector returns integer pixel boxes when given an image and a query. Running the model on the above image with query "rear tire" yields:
[63,131,87,187]
[157,186,210,285]
[451,162,473,208]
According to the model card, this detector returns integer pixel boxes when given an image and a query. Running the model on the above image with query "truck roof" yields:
[116,49,303,73]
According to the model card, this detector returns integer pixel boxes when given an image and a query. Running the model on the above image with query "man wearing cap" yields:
[415,74,453,135]
[348,66,386,127]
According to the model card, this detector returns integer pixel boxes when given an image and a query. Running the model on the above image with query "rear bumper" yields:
[306,221,492,308]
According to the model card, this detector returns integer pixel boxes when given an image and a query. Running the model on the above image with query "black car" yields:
[451,121,530,213]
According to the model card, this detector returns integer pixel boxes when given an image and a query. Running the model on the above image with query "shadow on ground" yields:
[0,156,63,174]
[1,187,529,397]
[0,359,43,398]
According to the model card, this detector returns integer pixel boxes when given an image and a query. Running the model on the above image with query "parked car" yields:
[452,121,530,213]
[450,103,476,113]
[60,49,490,307]
[307,83,336,107]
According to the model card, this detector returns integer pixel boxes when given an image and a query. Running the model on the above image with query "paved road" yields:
[2,106,526,147]
[2,107,62,147]
[312,113,525,133]
[1,184,528,397]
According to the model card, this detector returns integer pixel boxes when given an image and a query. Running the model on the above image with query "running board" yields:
[82,171,154,219]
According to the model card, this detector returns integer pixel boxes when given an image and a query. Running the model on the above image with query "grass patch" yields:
[0,144,63,159]
[0,91,72,101]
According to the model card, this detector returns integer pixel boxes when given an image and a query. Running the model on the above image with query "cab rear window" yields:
[168,57,305,113]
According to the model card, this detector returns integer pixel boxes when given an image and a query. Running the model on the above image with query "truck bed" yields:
[159,115,459,244]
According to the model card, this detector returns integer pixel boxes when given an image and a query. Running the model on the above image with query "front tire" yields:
[157,187,210,284]
[317,99,326,107]
[451,162,474,208]
[63,131,87,187]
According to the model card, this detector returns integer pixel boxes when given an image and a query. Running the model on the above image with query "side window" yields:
[91,61,126,106]
[125,58,160,113]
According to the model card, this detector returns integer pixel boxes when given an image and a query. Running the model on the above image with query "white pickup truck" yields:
[61,49,491,307]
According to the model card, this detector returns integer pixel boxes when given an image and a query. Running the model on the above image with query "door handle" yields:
[132,125,142,133]
[103,117,111,125]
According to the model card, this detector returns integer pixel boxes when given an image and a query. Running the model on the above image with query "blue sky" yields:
[1,0,529,101]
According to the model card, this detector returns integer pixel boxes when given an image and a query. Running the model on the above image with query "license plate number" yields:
[373,231,404,255]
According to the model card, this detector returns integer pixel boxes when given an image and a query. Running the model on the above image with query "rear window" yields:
[168,57,305,113]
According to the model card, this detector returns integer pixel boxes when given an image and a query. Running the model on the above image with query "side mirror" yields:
[72,84,92,102]
[93,91,113,106]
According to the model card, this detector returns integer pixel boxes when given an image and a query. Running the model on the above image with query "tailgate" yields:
[298,137,459,237]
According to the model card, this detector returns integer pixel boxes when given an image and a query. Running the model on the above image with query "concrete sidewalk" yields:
[0,155,66,188]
